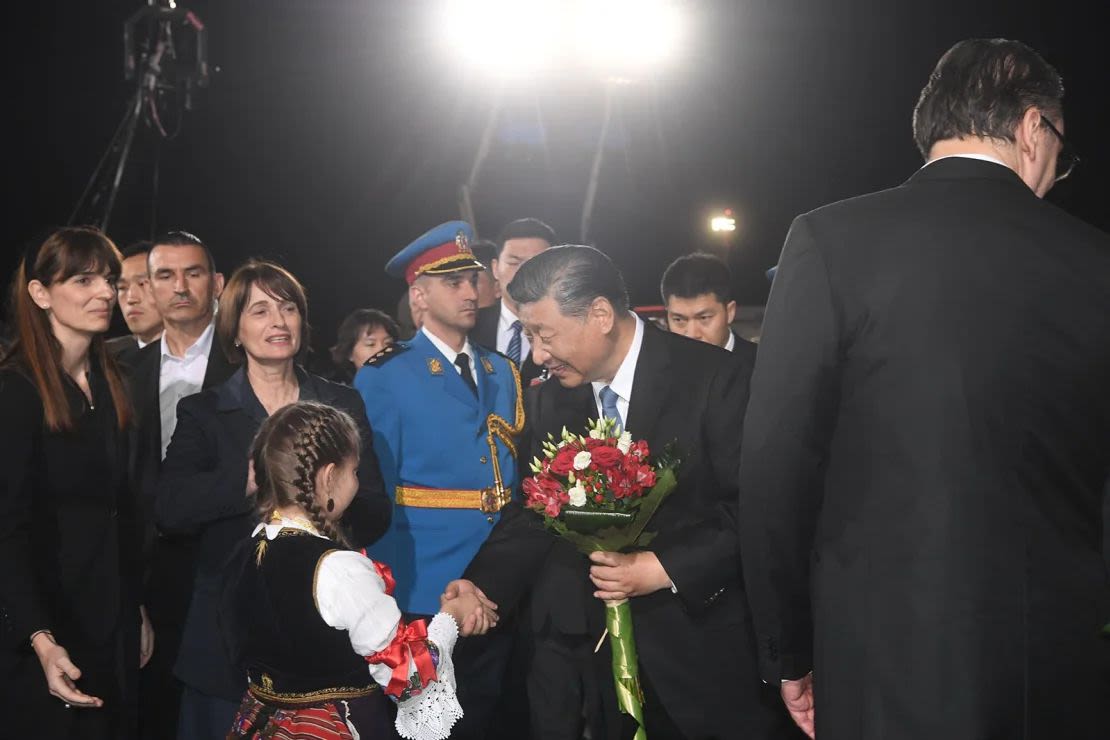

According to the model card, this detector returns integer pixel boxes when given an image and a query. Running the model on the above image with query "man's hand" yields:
[32,633,104,709]
[139,605,155,668]
[441,579,499,636]
[588,551,671,601]
[781,673,815,738]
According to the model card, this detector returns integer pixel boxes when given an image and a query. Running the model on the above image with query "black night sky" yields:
[6,0,1108,353]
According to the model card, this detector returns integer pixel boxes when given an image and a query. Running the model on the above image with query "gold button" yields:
[479,456,488,464]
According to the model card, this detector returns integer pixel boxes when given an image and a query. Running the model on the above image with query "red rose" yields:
[549,446,578,476]
[589,445,623,470]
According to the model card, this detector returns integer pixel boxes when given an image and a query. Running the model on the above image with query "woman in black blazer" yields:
[0,227,146,739]
[154,260,391,739]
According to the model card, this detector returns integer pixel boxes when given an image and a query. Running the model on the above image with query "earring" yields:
[234,339,242,347]
[326,498,335,512]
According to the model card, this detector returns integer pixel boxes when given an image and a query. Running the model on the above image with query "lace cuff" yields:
[394,612,463,740]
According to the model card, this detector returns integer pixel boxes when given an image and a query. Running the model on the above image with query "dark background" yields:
[5,0,1107,353]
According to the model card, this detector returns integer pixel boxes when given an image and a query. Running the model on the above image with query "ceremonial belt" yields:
[395,485,510,514]
[247,677,378,709]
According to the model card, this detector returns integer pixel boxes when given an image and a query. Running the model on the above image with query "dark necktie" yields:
[507,320,523,365]
[455,353,477,396]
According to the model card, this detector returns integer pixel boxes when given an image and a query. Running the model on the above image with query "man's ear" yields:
[1014,106,1045,160]
[409,281,427,311]
[590,296,616,333]
[212,272,226,299]
[725,300,737,325]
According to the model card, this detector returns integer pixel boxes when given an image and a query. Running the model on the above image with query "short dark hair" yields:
[507,245,629,319]
[470,239,497,269]
[217,260,310,364]
[120,240,153,260]
[912,38,1065,159]
[495,218,556,258]
[660,252,734,305]
[151,230,217,274]
[330,308,400,366]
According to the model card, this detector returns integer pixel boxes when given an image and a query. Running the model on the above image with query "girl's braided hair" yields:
[249,401,360,545]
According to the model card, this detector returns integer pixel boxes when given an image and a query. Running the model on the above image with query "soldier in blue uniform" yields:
[354,221,524,738]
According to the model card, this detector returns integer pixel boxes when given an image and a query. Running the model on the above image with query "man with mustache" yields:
[127,230,234,739]
[354,221,522,740]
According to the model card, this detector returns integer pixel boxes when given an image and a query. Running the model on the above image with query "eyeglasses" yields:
[1040,115,1080,182]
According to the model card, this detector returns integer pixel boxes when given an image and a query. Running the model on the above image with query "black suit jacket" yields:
[472,300,544,386]
[739,158,1110,739]
[155,366,391,700]
[466,325,790,738]
[106,334,141,366]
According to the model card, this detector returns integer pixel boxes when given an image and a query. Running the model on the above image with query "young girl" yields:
[223,401,489,740]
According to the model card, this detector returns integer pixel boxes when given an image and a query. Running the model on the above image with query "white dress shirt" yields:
[496,302,531,361]
[923,152,1011,170]
[590,313,644,430]
[158,321,215,460]
[422,326,477,380]
[724,331,736,352]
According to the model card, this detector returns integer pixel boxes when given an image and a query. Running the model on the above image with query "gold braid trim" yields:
[248,681,379,707]
[483,358,526,512]
[415,253,479,277]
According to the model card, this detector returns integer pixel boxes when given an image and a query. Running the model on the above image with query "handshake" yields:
[439,579,498,637]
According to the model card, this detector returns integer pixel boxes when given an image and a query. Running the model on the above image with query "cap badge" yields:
[455,230,469,253]
[481,357,495,374]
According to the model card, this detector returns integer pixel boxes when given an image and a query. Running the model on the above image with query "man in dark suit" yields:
[661,251,750,353]
[128,230,234,739]
[471,217,555,386]
[106,241,163,366]
[455,246,794,739]
[738,39,1110,740]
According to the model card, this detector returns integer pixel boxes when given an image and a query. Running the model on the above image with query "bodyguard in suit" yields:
[738,39,1110,740]
[661,251,750,353]
[471,217,555,386]
[354,221,522,738]
[127,231,234,739]
[106,241,162,365]
[456,245,794,739]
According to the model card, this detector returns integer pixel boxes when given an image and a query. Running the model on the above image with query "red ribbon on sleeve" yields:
[365,619,437,698]
[359,549,397,596]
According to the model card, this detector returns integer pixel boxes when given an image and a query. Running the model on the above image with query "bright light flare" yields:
[710,215,736,232]
[440,0,683,79]
[577,0,682,73]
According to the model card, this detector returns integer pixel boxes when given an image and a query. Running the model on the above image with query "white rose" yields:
[568,482,587,507]
[617,431,633,455]
[588,427,604,440]
[573,451,592,470]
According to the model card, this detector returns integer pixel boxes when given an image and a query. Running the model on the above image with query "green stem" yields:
[606,599,645,740]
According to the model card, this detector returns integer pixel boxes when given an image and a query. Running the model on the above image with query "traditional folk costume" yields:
[223,516,462,740]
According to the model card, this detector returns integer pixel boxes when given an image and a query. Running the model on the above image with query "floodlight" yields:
[710,216,736,232]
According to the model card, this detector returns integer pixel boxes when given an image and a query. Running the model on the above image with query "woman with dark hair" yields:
[329,308,400,384]
[154,259,392,739]
[0,226,146,738]
[223,401,488,739]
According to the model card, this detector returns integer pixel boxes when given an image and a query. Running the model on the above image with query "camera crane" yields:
[68,1,208,234]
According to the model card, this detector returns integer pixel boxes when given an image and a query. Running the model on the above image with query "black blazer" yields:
[472,300,544,386]
[155,365,391,701]
[0,364,139,652]
[466,325,790,738]
[739,157,1110,739]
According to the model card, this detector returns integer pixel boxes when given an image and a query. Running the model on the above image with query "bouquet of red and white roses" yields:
[523,417,680,740]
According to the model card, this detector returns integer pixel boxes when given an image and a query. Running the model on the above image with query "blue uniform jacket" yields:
[354,330,520,615]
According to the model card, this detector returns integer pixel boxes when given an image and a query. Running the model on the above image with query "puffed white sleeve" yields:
[314,550,463,740]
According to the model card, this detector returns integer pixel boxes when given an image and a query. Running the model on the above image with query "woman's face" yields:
[348,324,393,368]
[237,283,302,365]
[321,456,359,521]
[30,268,117,340]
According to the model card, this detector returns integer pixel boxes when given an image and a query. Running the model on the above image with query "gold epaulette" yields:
[363,342,409,367]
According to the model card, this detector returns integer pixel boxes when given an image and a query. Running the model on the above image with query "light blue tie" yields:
[599,385,623,432]
[507,320,523,365]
